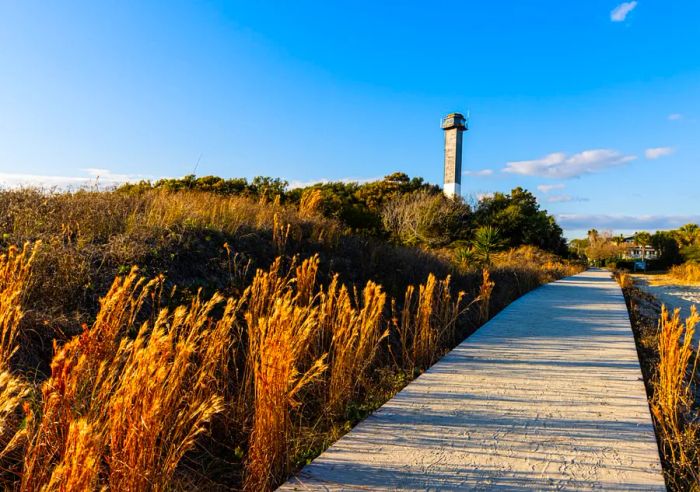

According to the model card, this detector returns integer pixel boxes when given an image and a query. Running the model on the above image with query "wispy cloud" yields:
[644,147,674,159]
[537,183,565,193]
[503,149,636,179]
[0,168,151,189]
[667,113,683,121]
[557,214,700,231]
[610,1,637,22]
[547,194,589,203]
[463,169,494,177]
[476,192,494,201]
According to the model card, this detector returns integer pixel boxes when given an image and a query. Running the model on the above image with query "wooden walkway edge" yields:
[279,269,665,491]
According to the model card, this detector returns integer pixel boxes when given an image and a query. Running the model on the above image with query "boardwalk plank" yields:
[280,269,665,491]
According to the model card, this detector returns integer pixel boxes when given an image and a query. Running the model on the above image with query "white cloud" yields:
[667,113,683,121]
[610,1,637,22]
[503,149,636,179]
[644,147,674,159]
[537,183,565,193]
[557,214,700,231]
[0,168,151,189]
[476,192,494,201]
[463,169,494,177]
[547,194,589,203]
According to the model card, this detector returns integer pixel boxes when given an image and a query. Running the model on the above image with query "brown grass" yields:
[298,189,324,219]
[650,305,700,486]
[0,189,581,490]
[0,243,39,363]
[669,262,700,285]
[324,279,387,416]
[618,271,634,289]
[0,244,39,480]
[618,274,700,491]
[20,270,237,491]
[0,250,479,490]
[492,245,583,281]
[394,274,464,372]
[478,269,495,323]
[243,258,327,491]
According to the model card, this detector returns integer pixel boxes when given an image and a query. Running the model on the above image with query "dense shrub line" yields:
[0,186,581,489]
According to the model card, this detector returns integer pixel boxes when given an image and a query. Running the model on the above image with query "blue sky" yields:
[1,1,698,238]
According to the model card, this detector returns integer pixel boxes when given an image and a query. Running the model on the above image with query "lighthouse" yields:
[441,112,467,198]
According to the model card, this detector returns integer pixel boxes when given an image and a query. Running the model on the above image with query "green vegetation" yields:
[118,173,567,255]
[0,176,581,490]
[570,224,699,271]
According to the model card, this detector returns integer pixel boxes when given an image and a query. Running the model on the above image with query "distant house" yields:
[621,237,657,260]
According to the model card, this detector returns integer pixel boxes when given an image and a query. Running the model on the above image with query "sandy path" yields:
[279,269,664,491]
[631,274,700,319]
[631,274,700,345]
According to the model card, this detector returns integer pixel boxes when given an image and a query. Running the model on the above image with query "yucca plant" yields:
[471,226,504,266]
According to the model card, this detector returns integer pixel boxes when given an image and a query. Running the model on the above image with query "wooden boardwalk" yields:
[280,269,665,491]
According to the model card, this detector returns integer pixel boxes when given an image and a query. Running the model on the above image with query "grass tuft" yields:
[650,305,700,486]
[669,262,700,284]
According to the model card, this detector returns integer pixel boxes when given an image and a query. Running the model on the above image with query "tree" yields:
[587,229,600,242]
[681,244,700,262]
[633,231,652,260]
[569,238,589,259]
[251,176,288,200]
[650,231,683,267]
[675,223,699,247]
[354,173,440,213]
[287,172,441,234]
[585,231,622,265]
[474,187,566,254]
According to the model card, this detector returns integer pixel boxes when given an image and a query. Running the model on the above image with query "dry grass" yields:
[619,272,700,491]
[394,274,464,372]
[0,188,342,338]
[0,370,31,475]
[650,305,700,487]
[0,243,39,363]
[21,270,234,491]
[243,257,327,491]
[0,250,478,490]
[478,269,495,323]
[0,189,581,490]
[298,189,324,219]
[492,245,583,281]
[323,279,387,417]
[669,262,700,285]
[618,271,634,289]
[0,244,39,480]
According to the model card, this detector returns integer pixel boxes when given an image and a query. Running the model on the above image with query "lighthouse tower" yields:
[441,112,467,198]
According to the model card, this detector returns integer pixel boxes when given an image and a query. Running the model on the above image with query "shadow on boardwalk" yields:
[280,269,665,491]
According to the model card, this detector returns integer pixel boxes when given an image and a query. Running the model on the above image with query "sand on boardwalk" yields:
[280,269,664,491]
